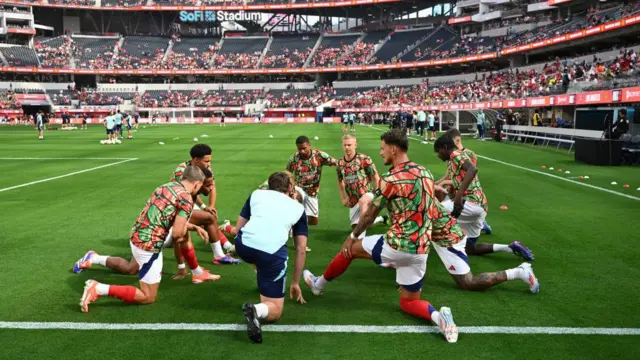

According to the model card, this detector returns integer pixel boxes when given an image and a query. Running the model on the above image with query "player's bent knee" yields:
[308,217,319,225]
[452,273,474,291]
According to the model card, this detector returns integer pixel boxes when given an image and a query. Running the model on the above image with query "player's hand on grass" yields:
[172,267,188,280]
[341,237,354,259]
[194,225,210,244]
[290,283,306,304]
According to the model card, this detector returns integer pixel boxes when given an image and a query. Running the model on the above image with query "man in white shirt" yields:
[235,172,309,344]
[476,110,486,139]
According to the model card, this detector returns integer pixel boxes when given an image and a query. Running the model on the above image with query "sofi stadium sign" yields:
[179,10,261,22]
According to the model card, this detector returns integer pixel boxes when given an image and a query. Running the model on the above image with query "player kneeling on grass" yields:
[234,171,309,344]
[303,129,458,343]
[430,186,539,293]
[74,166,218,312]
[434,135,534,261]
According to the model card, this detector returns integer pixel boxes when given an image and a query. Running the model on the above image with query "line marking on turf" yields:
[366,126,640,202]
[0,157,138,160]
[0,322,638,335]
[0,158,138,193]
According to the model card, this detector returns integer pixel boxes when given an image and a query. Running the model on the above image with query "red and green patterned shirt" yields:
[337,153,378,208]
[448,149,488,212]
[286,149,336,197]
[431,200,465,247]
[130,182,194,253]
[171,160,215,185]
[372,161,438,255]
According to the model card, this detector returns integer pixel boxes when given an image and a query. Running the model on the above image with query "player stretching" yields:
[430,188,539,293]
[434,135,533,260]
[169,144,239,265]
[336,134,386,238]
[286,136,336,226]
[439,129,492,234]
[75,166,219,312]
[236,172,308,343]
[304,129,458,343]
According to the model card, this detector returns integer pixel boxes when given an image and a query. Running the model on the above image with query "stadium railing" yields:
[502,125,603,153]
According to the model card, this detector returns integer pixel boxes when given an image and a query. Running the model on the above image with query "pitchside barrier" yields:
[502,125,602,152]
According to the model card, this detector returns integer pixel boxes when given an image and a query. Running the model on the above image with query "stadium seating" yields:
[262,34,318,68]
[102,0,145,7]
[212,37,268,69]
[1,46,39,67]
[113,36,169,69]
[374,28,434,63]
[73,37,118,70]
[310,34,360,67]
[35,36,75,69]
[166,37,218,70]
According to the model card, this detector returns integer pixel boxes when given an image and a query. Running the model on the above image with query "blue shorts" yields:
[235,232,288,298]
[115,124,122,131]
[106,128,114,135]
[127,124,132,130]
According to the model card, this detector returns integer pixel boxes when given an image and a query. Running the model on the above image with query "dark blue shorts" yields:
[115,124,122,131]
[106,128,114,135]
[235,232,288,298]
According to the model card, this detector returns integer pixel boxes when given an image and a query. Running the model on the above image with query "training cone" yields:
[623,184,630,188]
[565,171,571,174]
[314,136,319,140]
[611,182,618,185]
[549,167,554,170]
[578,176,584,179]
[584,176,590,179]
[269,135,274,138]
[541,165,546,169]
[158,141,165,145]
[557,168,563,172]
[193,137,198,142]
[500,205,508,210]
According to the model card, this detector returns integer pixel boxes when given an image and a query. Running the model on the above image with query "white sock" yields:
[222,241,232,251]
[493,244,511,253]
[95,283,110,296]
[192,266,204,276]
[254,303,269,319]
[315,275,328,289]
[163,233,173,248]
[505,267,524,281]
[93,255,109,266]
[211,241,225,258]
[374,216,385,224]
[431,310,441,326]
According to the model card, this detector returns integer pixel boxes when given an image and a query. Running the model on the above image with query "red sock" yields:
[399,297,435,321]
[322,253,353,281]
[218,230,228,245]
[108,285,137,303]
[181,246,199,270]
[223,225,234,234]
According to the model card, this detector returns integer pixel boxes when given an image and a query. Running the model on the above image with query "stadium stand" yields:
[212,37,268,69]
[262,34,318,69]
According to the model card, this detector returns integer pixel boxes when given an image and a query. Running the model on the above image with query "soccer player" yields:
[236,172,308,343]
[336,134,386,238]
[430,187,539,293]
[341,113,348,132]
[303,129,459,343]
[75,166,219,312]
[348,112,356,132]
[36,110,44,140]
[170,144,239,265]
[104,113,116,144]
[125,112,133,139]
[286,136,336,226]
[114,110,123,139]
[433,135,533,261]
[437,128,492,234]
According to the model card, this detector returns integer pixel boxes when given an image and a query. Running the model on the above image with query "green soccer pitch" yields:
[0,123,638,360]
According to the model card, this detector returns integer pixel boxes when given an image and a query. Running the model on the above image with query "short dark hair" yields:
[295,136,310,145]
[268,171,291,193]
[445,128,462,138]
[380,129,408,152]
[190,144,212,159]
[202,167,213,179]
[434,134,456,152]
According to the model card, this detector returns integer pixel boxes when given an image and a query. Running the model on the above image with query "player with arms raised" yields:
[336,134,386,238]
[76,166,218,312]
[434,135,533,260]
[286,136,336,226]
[304,129,458,343]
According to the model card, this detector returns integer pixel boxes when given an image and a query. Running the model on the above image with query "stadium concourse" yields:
[1,0,640,358]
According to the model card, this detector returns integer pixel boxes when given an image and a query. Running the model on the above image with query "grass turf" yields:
[0,124,638,359]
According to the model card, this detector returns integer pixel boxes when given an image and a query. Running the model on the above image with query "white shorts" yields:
[362,235,428,291]
[442,199,486,238]
[432,237,470,275]
[304,194,319,218]
[349,192,374,225]
[130,242,163,285]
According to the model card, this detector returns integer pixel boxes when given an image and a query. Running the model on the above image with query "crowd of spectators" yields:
[211,52,261,69]
[0,91,19,109]
[261,46,313,68]
[34,36,76,69]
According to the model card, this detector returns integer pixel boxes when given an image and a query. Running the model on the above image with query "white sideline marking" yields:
[367,126,640,201]
[0,321,638,335]
[0,157,137,160]
[0,158,137,193]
